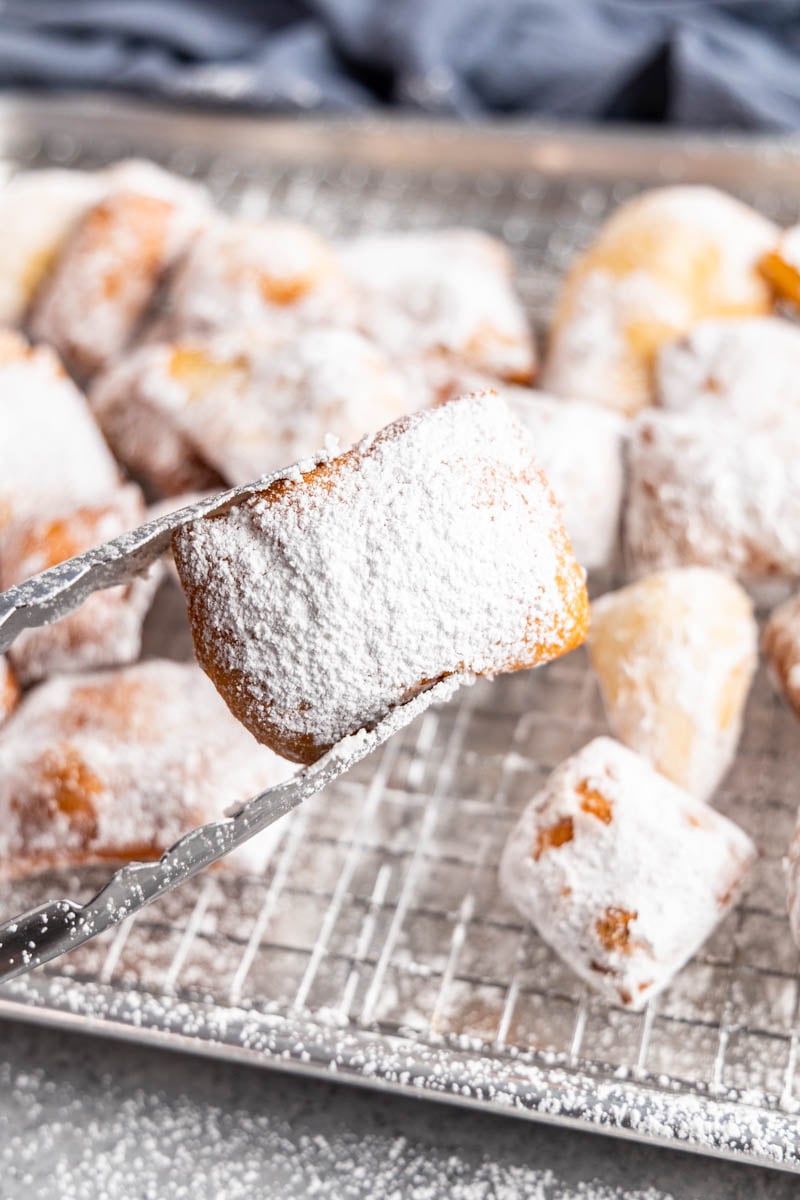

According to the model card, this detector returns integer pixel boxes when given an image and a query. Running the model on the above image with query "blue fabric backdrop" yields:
[1,1,800,128]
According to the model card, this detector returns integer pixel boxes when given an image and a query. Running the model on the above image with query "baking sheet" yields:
[1,94,800,1172]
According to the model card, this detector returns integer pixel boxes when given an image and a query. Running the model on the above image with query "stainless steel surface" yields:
[1,95,799,1172]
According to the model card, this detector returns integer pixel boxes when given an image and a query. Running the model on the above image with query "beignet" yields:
[763,591,800,719]
[339,229,535,383]
[502,388,625,571]
[1,485,160,686]
[166,216,354,338]
[89,341,226,496]
[590,569,757,801]
[0,660,294,880]
[173,392,589,764]
[626,408,800,581]
[0,332,120,533]
[760,224,800,310]
[91,327,413,493]
[542,187,777,417]
[0,657,18,726]
[656,316,800,430]
[500,737,756,1009]
[0,168,106,325]
[29,163,209,378]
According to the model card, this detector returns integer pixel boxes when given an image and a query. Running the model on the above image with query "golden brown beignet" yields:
[542,187,777,417]
[626,408,800,581]
[91,326,414,494]
[166,216,354,339]
[0,168,107,326]
[589,569,757,801]
[500,737,756,1009]
[0,657,18,727]
[763,592,800,719]
[173,392,589,764]
[0,332,121,535]
[30,165,209,378]
[1,485,159,686]
[339,229,536,384]
[0,660,294,880]
[656,316,800,430]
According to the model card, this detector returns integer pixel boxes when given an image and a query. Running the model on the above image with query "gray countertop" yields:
[0,1019,794,1199]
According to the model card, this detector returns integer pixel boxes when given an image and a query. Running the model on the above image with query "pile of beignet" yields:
[3,160,800,1016]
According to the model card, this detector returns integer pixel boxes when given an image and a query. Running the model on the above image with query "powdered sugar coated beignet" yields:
[30,165,210,378]
[90,341,226,496]
[626,408,800,580]
[542,187,777,417]
[1,484,160,686]
[590,569,757,801]
[0,168,107,325]
[0,332,120,533]
[657,317,800,430]
[0,660,295,880]
[340,229,535,383]
[166,216,354,338]
[500,737,756,1009]
[173,392,589,764]
[763,592,800,719]
[502,388,625,571]
[93,327,413,493]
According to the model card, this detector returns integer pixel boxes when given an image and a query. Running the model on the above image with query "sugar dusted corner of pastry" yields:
[173,391,589,764]
[500,737,756,1010]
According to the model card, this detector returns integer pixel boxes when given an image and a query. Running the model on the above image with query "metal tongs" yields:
[0,465,464,983]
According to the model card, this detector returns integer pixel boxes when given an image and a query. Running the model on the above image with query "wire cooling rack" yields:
[1,96,800,1171]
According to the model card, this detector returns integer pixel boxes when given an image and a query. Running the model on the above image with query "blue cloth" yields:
[1,1,800,128]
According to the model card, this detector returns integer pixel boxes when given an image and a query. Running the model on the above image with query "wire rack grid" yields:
[1,99,800,1171]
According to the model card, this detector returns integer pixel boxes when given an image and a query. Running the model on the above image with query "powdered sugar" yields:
[339,229,535,382]
[0,659,295,879]
[500,736,756,1009]
[30,165,210,378]
[543,268,691,416]
[501,386,626,570]
[656,316,800,429]
[166,215,355,337]
[626,408,800,580]
[173,391,588,763]
[590,568,757,800]
[1,484,160,686]
[90,342,226,496]
[0,333,120,531]
[93,326,415,492]
[543,186,777,416]
[0,168,106,324]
